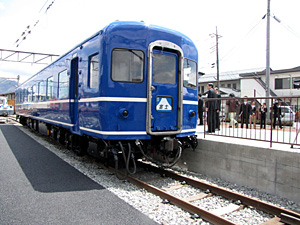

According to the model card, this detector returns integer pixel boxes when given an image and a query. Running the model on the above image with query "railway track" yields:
[100,161,300,225]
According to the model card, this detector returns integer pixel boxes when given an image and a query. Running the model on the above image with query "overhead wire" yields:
[277,19,300,39]
[14,0,56,48]
[220,17,265,63]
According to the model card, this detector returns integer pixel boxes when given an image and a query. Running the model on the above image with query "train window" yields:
[47,76,54,100]
[89,54,99,89]
[153,53,175,84]
[32,85,37,102]
[27,87,32,102]
[38,81,46,101]
[111,49,144,83]
[183,59,197,89]
[23,89,27,103]
[58,70,69,99]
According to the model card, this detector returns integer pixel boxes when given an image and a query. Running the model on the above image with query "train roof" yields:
[19,21,197,87]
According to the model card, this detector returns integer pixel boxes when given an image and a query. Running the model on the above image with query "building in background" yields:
[199,66,300,108]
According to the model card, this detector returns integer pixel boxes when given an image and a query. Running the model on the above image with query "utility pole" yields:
[266,0,271,118]
[216,26,220,89]
[210,27,222,88]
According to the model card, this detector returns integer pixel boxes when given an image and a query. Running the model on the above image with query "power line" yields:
[276,17,300,39]
[14,0,56,48]
[220,17,264,63]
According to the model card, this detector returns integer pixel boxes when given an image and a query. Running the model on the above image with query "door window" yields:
[153,54,176,84]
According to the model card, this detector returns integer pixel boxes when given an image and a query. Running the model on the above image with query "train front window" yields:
[183,59,197,89]
[111,49,144,83]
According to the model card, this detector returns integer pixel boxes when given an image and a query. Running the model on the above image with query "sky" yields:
[0,0,299,84]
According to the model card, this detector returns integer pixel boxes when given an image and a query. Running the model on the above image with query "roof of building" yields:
[199,66,300,83]
[198,68,264,83]
[202,87,240,98]
[240,66,300,77]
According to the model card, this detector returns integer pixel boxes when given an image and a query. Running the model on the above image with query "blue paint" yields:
[15,21,198,141]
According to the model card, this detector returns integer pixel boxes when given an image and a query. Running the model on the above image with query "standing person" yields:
[226,93,239,128]
[273,100,283,129]
[260,102,267,129]
[205,83,217,133]
[198,94,204,125]
[239,96,251,129]
[214,87,221,130]
[249,101,257,129]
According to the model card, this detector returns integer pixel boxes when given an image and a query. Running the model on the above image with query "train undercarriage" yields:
[18,116,198,179]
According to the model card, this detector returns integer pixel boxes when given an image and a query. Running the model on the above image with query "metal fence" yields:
[202,96,300,147]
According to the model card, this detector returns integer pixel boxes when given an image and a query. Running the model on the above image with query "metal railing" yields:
[202,96,300,147]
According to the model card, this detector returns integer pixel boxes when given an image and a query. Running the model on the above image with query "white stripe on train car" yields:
[79,97,147,103]
[181,129,197,133]
[18,98,196,105]
[182,100,198,105]
[30,116,74,127]
[80,127,147,135]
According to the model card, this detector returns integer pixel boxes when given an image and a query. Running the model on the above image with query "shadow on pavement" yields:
[1,125,104,193]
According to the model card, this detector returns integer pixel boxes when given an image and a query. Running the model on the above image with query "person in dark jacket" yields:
[198,94,204,125]
[214,87,221,130]
[273,100,283,129]
[260,102,267,129]
[226,93,239,128]
[239,96,251,129]
[205,83,217,133]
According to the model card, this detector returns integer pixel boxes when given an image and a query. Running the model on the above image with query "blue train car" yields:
[15,21,198,176]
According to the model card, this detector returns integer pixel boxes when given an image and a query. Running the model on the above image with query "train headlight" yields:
[119,108,129,118]
[189,110,196,117]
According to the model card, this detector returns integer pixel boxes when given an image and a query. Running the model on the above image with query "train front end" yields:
[103,22,199,168]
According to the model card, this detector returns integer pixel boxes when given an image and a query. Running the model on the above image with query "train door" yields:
[147,41,183,135]
[70,56,79,134]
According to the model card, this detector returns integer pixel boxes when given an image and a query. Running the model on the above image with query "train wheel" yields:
[58,128,66,145]
[70,134,88,156]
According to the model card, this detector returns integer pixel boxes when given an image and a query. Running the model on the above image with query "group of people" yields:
[197,83,284,132]
[237,97,268,129]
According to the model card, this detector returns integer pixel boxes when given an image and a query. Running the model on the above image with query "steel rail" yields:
[98,162,235,225]
[127,173,236,225]
[139,162,300,223]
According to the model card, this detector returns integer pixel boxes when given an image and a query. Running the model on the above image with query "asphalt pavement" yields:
[0,125,157,225]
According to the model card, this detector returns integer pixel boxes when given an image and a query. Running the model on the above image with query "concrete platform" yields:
[0,125,157,225]
[181,125,300,204]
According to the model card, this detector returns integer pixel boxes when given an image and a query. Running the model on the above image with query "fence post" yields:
[270,98,273,148]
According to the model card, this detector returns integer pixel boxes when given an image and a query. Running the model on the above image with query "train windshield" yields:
[183,59,197,89]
